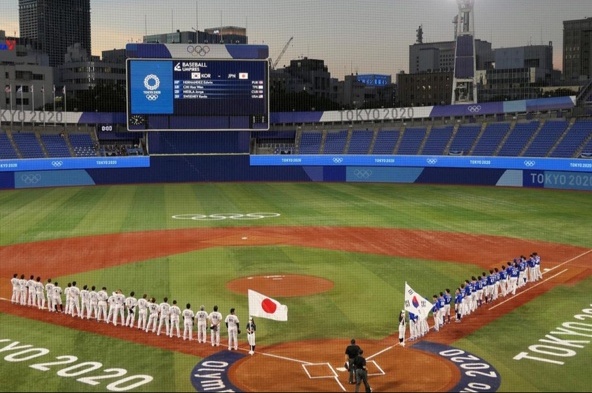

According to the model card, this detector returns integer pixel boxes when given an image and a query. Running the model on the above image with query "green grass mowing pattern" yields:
[453,276,592,392]
[0,313,197,392]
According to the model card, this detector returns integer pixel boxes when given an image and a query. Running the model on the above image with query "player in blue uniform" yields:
[431,294,441,332]
[463,279,472,316]
[486,270,496,304]
[454,287,463,322]
[443,289,452,324]
[408,311,419,341]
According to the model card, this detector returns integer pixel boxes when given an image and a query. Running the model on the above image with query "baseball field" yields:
[0,182,590,392]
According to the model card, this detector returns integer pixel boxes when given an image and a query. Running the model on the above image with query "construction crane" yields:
[272,36,293,70]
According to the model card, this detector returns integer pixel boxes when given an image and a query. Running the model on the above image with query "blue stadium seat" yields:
[372,129,400,154]
[522,120,568,157]
[448,124,481,154]
[322,130,348,154]
[298,131,322,154]
[497,121,539,156]
[346,130,373,154]
[396,127,427,155]
[12,132,45,158]
[421,125,454,155]
[0,132,19,159]
[550,120,592,158]
[41,134,72,157]
[472,122,510,156]
[69,133,98,157]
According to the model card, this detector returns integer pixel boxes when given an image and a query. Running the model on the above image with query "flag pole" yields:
[9,85,13,129]
[53,85,56,128]
[31,85,34,112]
[42,86,45,126]
[63,86,67,129]
[20,86,24,129]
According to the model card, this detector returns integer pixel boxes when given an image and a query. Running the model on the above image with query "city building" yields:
[18,0,91,67]
[272,57,332,100]
[143,27,247,45]
[409,39,493,74]
[204,26,248,44]
[0,30,53,111]
[397,71,452,107]
[563,17,592,82]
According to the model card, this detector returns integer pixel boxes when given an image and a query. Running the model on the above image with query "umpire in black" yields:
[344,338,361,384]
[353,349,372,393]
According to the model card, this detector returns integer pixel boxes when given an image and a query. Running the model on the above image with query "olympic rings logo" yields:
[145,94,159,101]
[171,212,281,221]
[524,160,536,167]
[353,169,372,179]
[426,158,438,165]
[187,45,210,56]
[21,174,41,184]
[51,161,63,167]
[467,105,482,113]
[332,157,344,164]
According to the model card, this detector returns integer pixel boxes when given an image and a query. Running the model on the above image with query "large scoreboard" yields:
[126,43,269,131]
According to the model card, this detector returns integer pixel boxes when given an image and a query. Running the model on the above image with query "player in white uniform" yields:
[27,275,37,307]
[89,286,99,319]
[136,294,149,330]
[18,274,28,306]
[125,291,138,328]
[225,308,240,351]
[10,274,20,304]
[106,292,116,323]
[97,287,109,322]
[69,282,81,318]
[79,285,90,318]
[145,298,160,333]
[157,297,171,336]
[64,283,73,315]
[169,300,181,338]
[195,305,209,344]
[209,305,223,347]
[52,282,64,312]
[113,290,126,326]
[45,279,55,312]
[35,277,45,310]
[182,303,195,341]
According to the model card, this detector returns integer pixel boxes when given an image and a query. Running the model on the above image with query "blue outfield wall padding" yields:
[0,172,14,189]
[415,168,507,185]
[14,170,95,189]
[346,167,424,183]
[323,166,346,182]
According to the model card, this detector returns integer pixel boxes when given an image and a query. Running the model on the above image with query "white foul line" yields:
[544,249,592,272]
[257,350,312,365]
[367,342,398,361]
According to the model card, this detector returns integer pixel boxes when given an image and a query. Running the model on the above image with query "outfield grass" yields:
[0,183,590,392]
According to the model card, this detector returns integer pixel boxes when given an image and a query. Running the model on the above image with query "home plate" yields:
[242,237,248,240]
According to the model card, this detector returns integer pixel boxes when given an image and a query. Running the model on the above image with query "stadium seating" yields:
[0,132,19,159]
[346,130,374,154]
[448,124,481,154]
[421,125,454,155]
[69,133,98,157]
[322,130,348,154]
[11,132,45,158]
[522,120,568,157]
[550,120,592,158]
[497,121,539,156]
[471,122,511,156]
[396,127,427,155]
[371,129,400,154]
[298,131,322,154]
[40,134,72,157]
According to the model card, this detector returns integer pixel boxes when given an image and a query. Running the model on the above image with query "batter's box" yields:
[366,360,386,377]
[302,363,337,379]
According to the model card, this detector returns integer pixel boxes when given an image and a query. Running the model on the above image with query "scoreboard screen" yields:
[126,58,269,131]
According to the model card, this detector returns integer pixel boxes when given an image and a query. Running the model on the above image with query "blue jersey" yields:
[464,285,471,297]
[454,293,463,304]
[487,275,495,286]
[528,258,536,268]
[409,312,418,323]
[510,266,519,278]
[500,270,508,280]
[432,300,440,313]
[438,296,445,308]
[444,293,452,305]
[476,280,483,291]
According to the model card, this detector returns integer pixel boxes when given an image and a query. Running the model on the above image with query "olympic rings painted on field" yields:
[51,161,63,167]
[353,169,372,179]
[171,212,281,221]
[524,160,536,167]
[186,45,210,56]
[20,174,41,184]
[426,158,438,165]
[467,105,482,113]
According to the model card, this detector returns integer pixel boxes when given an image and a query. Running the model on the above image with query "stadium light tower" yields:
[451,0,478,105]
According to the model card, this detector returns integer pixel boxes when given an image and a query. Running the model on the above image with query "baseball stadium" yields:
[1,2,592,393]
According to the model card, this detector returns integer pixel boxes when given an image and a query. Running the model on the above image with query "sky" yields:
[1,0,592,80]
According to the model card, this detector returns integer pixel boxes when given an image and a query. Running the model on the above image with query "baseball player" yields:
[195,305,209,344]
[534,252,543,281]
[225,308,240,351]
[97,287,109,322]
[52,281,64,312]
[112,290,126,326]
[10,274,20,304]
[408,311,419,341]
[509,261,520,295]
[398,310,407,347]
[27,275,37,307]
[45,278,55,312]
[169,300,181,338]
[454,287,463,322]
[145,297,160,333]
[18,274,27,306]
[437,292,446,327]
[470,277,478,312]
[431,295,441,332]
[209,305,223,347]
[499,265,509,297]
[518,256,527,288]
[182,303,195,341]
[69,282,81,318]
[64,283,72,315]
[89,286,99,320]
[35,277,45,310]
[125,291,138,328]
[106,291,116,323]
[443,289,452,324]
[80,285,90,318]
[462,280,472,316]
[157,297,171,336]
[492,268,501,301]
[527,254,537,283]
[136,294,149,330]
[246,316,256,355]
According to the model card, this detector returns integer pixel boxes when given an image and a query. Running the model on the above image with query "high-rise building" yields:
[18,0,91,67]
[563,17,592,82]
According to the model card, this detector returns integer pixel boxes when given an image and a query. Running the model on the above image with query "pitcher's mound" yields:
[227,274,334,297]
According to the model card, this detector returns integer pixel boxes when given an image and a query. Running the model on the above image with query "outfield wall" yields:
[1,155,591,191]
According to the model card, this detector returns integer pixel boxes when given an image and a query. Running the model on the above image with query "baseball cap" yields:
[249,316,253,321]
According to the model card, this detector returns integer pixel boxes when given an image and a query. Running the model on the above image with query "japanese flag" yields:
[404,282,432,320]
[248,289,288,321]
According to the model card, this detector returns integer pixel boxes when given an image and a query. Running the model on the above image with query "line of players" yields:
[9,276,242,349]
[407,252,543,341]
